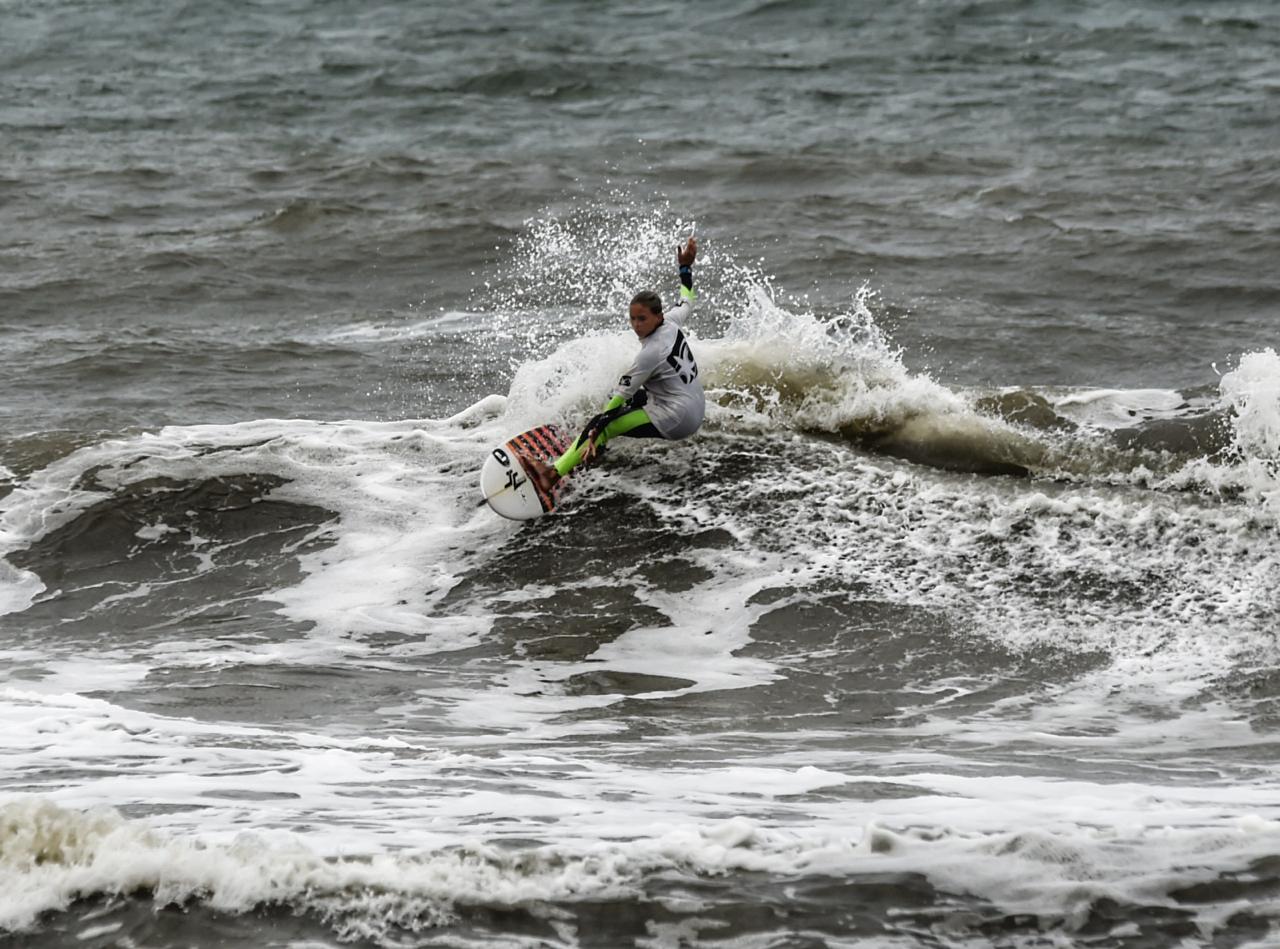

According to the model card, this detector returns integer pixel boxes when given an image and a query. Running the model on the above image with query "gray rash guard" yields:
[610,297,705,439]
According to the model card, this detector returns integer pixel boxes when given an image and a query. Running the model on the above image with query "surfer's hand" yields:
[582,437,599,465]
[677,236,697,268]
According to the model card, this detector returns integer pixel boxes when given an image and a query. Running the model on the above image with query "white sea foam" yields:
[1148,348,1280,532]
[4,780,1279,943]
[1217,347,1280,513]
[134,521,178,540]
[701,284,968,435]
[321,311,480,343]
[488,194,703,325]
[1050,387,1200,429]
[0,559,44,617]
[0,415,517,653]
[441,546,788,738]
[1221,349,1280,459]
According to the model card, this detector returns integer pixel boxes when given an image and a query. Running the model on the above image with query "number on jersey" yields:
[666,330,698,385]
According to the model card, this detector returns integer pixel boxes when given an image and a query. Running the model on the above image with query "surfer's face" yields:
[629,302,663,339]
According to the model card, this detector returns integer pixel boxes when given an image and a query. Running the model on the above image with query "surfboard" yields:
[479,424,571,520]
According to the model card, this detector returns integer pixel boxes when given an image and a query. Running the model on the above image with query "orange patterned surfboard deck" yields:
[479,424,571,520]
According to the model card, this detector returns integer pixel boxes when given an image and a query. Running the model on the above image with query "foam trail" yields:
[0,415,517,653]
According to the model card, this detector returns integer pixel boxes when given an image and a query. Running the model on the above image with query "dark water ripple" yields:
[4,1,1277,408]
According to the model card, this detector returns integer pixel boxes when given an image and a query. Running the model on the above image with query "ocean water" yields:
[3,1,1280,946]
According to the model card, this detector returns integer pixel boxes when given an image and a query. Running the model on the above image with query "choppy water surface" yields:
[3,1,1280,946]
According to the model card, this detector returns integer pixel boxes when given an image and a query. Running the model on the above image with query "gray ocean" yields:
[3,1,1280,946]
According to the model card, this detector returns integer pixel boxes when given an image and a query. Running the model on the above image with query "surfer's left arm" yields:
[668,236,697,327]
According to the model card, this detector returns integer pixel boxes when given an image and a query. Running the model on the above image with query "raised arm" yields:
[667,236,697,327]
[677,236,697,299]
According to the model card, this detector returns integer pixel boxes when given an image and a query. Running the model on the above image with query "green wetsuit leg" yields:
[553,408,655,477]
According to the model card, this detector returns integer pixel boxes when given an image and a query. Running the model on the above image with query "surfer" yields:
[525,236,703,492]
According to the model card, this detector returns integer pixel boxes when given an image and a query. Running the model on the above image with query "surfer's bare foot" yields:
[525,455,560,493]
